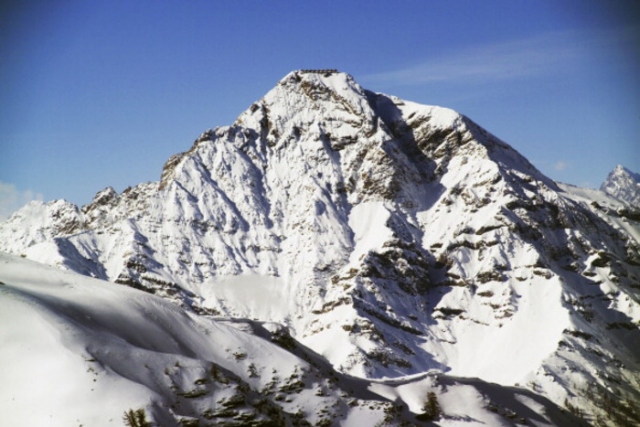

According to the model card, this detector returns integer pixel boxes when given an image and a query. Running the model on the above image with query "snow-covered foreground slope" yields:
[0,253,586,426]
[1,70,640,425]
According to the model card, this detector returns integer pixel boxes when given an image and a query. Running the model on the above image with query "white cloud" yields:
[361,26,639,86]
[0,182,43,220]
[554,161,568,171]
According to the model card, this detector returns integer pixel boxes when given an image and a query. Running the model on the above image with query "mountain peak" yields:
[279,68,347,84]
[276,69,359,94]
[614,164,639,179]
[269,68,369,114]
[601,164,640,206]
[1,71,639,424]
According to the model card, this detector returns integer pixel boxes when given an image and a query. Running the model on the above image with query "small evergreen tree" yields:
[417,392,441,421]
[122,408,151,427]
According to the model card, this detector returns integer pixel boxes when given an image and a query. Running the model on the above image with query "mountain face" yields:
[2,70,640,425]
[600,164,640,207]
[0,253,586,427]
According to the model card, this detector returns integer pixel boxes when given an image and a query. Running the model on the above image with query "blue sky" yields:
[1,0,639,218]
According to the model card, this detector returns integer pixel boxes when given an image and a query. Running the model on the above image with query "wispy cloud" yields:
[362,26,639,86]
[0,182,43,220]
[554,161,569,171]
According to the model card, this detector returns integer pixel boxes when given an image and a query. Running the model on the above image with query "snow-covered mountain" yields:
[600,164,640,207]
[2,70,639,425]
[1,252,585,426]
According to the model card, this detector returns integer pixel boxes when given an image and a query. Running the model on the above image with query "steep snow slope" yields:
[1,70,639,425]
[0,253,586,427]
[600,165,640,207]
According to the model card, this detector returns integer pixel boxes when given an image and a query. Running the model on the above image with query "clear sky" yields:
[1,0,639,218]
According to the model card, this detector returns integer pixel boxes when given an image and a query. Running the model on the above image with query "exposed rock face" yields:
[1,70,639,425]
[601,164,640,207]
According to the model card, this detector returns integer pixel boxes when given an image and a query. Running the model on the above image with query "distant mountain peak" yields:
[600,164,640,206]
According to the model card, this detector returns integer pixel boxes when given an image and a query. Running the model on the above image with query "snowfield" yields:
[0,253,586,426]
